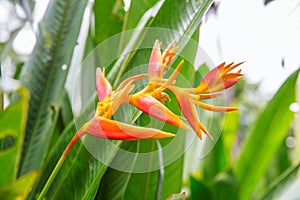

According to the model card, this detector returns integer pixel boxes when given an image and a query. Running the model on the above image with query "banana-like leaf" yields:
[94,0,124,45]
[19,0,88,176]
[234,69,299,199]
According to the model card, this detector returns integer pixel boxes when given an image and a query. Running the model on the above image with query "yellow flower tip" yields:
[180,121,190,131]
[152,91,171,104]
[112,81,135,114]
[165,59,184,86]
[152,131,175,139]
[196,101,240,112]
[162,42,178,69]
[195,121,213,140]
[227,107,240,111]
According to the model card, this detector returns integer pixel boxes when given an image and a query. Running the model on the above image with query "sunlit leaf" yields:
[259,162,300,199]
[234,69,299,199]
[0,171,38,200]
[0,86,29,185]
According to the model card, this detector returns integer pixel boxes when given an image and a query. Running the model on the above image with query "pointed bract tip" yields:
[96,67,112,101]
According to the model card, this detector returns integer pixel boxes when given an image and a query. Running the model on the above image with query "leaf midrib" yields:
[20,0,74,175]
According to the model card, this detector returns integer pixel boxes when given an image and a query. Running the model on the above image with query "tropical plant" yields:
[0,0,299,200]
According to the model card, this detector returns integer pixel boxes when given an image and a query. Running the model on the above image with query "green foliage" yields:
[18,0,88,177]
[1,0,300,199]
[234,69,299,199]
[0,87,29,185]
[0,86,38,199]
[185,70,299,199]
[0,171,38,200]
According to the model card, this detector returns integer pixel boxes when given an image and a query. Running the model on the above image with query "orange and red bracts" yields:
[75,39,243,142]
[129,40,189,131]
[74,68,174,141]
[132,39,243,140]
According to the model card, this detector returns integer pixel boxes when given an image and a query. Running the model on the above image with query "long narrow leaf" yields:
[259,162,300,199]
[19,0,88,176]
[234,69,299,199]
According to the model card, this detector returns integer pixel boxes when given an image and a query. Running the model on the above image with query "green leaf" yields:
[46,90,73,159]
[149,0,213,52]
[29,95,119,200]
[19,0,88,176]
[221,104,239,158]
[212,171,239,200]
[82,0,125,106]
[0,86,29,185]
[234,69,300,199]
[60,90,73,127]
[0,171,38,200]
[259,162,300,199]
[190,176,212,200]
[200,119,228,179]
[124,0,159,31]
[93,0,124,45]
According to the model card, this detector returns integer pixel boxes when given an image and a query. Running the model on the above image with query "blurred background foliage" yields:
[0,0,300,199]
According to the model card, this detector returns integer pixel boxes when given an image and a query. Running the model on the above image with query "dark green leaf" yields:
[30,94,120,200]
[212,170,238,200]
[19,0,88,176]
[190,176,212,200]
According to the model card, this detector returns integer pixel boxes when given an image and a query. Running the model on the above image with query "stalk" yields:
[37,130,84,200]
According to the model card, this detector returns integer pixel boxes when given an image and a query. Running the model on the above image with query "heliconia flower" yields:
[148,39,177,81]
[141,39,243,139]
[80,116,174,140]
[167,62,242,139]
[96,68,112,101]
[193,62,244,94]
[76,67,175,141]
[38,39,243,200]
[129,41,189,130]
[130,93,189,130]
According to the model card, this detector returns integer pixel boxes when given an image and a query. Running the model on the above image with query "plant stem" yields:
[155,140,164,200]
[37,132,82,200]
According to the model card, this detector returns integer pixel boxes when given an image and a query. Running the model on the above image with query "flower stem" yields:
[37,132,82,200]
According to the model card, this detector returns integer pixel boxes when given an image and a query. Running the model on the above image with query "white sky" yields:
[200,0,300,94]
